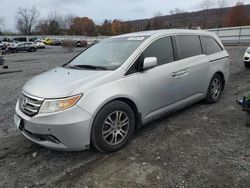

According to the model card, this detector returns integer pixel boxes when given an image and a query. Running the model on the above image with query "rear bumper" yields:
[15,101,93,151]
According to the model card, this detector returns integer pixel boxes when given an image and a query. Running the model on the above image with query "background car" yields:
[13,37,27,43]
[52,39,63,46]
[77,40,88,47]
[243,46,250,68]
[35,40,46,49]
[7,42,37,53]
[42,38,54,45]
[0,40,3,49]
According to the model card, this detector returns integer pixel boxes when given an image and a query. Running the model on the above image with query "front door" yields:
[138,36,182,121]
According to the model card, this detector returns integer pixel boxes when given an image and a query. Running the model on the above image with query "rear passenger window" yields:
[142,36,174,65]
[201,36,223,55]
[175,35,202,59]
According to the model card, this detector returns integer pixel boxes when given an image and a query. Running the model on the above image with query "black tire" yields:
[205,73,223,104]
[30,48,36,52]
[12,49,17,53]
[244,62,250,68]
[91,101,135,153]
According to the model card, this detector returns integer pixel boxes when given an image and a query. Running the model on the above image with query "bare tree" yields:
[201,0,214,10]
[16,7,40,35]
[170,8,185,15]
[61,14,75,34]
[218,0,227,8]
[200,0,215,28]
[217,0,227,27]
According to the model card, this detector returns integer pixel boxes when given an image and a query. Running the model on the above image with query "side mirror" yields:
[143,57,157,70]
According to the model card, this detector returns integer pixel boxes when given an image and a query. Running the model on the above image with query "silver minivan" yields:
[14,29,230,152]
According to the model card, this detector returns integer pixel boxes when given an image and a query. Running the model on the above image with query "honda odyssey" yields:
[14,29,230,152]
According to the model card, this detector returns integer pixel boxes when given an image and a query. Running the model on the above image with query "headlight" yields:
[39,94,82,113]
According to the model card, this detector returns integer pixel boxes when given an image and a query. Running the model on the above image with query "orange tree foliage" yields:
[224,2,250,27]
[97,19,131,36]
[110,20,131,35]
[69,17,97,36]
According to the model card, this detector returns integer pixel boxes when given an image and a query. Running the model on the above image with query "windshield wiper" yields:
[68,64,109,70]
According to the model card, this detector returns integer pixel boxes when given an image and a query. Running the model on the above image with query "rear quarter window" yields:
[174,35,202,60]
[201,36,223,55]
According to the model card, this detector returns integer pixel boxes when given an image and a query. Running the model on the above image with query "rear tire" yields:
[205,73,223,104]
[91,101,135,153]
[30,48,36,52]
[244,62,250,68]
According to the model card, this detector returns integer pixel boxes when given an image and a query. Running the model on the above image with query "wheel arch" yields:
[91,96,142,132]
[214,71,225,90]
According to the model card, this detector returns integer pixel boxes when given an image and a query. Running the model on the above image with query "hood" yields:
[23,67,111,98]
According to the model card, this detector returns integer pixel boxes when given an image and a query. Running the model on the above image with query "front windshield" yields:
[69,37,147,70]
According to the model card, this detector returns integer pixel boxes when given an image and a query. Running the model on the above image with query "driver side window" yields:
[142,36,174,66]
[125,36,174,76]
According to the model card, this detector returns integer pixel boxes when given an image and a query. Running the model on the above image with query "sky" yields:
[0,0,250,32]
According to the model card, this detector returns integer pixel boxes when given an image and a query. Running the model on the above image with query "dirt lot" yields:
[0,46,250,188]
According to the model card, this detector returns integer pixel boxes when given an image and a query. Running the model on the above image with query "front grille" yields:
[19,92,44,116]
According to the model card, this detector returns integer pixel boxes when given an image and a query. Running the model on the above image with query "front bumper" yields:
[15,101,93,151]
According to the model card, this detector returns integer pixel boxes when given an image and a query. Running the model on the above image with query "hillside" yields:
[126,5,250,31]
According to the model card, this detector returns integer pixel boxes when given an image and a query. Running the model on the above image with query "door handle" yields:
[178,68,190,77]
[172,68,190,78]
[171,72,179,77]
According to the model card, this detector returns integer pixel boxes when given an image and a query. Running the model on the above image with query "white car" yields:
[243,46,250,68]
[35,41,45,49]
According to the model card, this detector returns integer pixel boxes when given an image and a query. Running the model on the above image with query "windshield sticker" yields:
[127,37,145,41]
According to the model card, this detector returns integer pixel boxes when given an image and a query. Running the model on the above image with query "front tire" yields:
[205,73,223,104]
[244,62,250,68]
[91,101,135,153]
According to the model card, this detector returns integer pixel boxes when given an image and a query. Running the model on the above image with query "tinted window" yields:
[175,35,202,59]
[201,36,223,55]
[142,36,174,65]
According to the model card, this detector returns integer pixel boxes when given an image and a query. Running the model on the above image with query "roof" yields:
[111,29,215,39]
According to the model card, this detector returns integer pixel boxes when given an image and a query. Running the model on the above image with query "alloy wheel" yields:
[102,111,129,146]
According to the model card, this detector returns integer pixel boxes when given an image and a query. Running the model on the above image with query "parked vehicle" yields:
[8,42,37,53]
[29,37,38,42]
[0,55,4,65]
[35,40,45,49]
[42,38,54,45]
[77,40,88,47]
[243,46,250,68]
[13,37,27,43]
[2,38,15,48]
[53,39,63,46]
[14,29,230,152]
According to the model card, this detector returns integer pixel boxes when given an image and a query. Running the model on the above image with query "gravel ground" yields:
[0,45,250,188]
